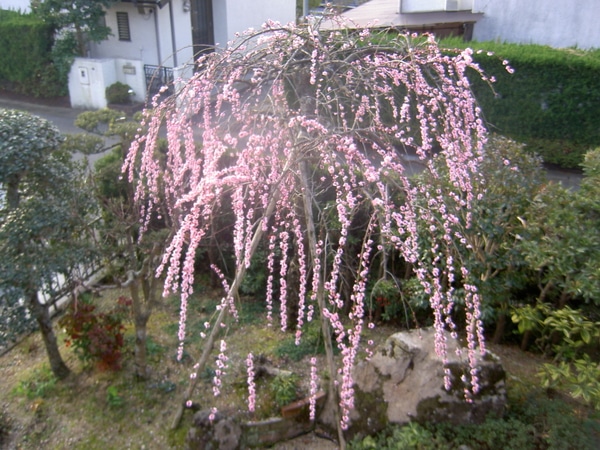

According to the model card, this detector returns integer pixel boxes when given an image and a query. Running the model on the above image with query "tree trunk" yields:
[75,25,86,57]
[28,290,70,380]
[300,161,346,450]
[170,183,281,430]
[520,330,532,352]
[286,255,300,330]
[134,314,150,379]
[491,310,507,345]
[130,277,152,380]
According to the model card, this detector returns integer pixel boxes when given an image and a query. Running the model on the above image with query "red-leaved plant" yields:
[60,296,131,371]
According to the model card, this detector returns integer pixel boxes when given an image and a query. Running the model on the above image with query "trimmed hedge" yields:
[0,9,56,96]
[440,38,600,168]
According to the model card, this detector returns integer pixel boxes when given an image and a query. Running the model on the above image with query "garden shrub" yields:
[0,9,58,96]
[106,81,133,105]
[409,135,545,341]
[74,108,124,134]
[270,373,300,407]
[368,278,403,324]
[511,147,600,410]
[515,147,600,308]
[274,320,329,361]
[59,295,132,370]
[440,38,600,168]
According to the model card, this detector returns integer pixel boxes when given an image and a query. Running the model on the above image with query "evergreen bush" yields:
[106,82,133,105]
[441,38,600,168]
[0,9,57,96]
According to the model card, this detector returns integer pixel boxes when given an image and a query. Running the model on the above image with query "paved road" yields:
[0,96,83,134]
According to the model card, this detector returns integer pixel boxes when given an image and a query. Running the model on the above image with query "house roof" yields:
[319,0,483,30]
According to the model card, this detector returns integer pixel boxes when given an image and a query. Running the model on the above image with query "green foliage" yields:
[270,373,300,408]
[93,147,129,202]
[48,31,79,96]
[31,0,116,56]
[512,303,600,410]
[350,422,439,450]
[369,278,407,324]
[507,389,600,450]
[411,135,544,333]
[539,356,600,410]
[440,38,600,168]
[106,82,133,105]
[275,320,328,361]
[13,365,58,400]
[516,157,600,306]
[75,108,125,135]
[0,9,55,96]
[239,248,269,296]
[236,299,268,325]
[0,109,98,355]
[61,133,106,156]
[59,296,132,371]
[106,385,125,408]
[350,389,600,449]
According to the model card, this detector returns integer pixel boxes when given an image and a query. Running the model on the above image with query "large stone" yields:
[187,410,242,450]
[187,392,327,449]
[320,327,506,438]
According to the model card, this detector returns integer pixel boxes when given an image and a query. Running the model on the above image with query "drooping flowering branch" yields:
[125,19,495,437]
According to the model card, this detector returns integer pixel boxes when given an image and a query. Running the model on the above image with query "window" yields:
[116,12,131,42]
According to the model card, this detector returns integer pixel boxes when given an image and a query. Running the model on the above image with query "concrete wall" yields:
[473,0,600,49]
[68,57,145,110]
[69,59,117,110]
[213,0,296,48]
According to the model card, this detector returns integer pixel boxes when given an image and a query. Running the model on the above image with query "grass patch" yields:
[274,320,331,362]
[12,364,58,400]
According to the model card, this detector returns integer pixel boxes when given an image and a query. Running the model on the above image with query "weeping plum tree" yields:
[125,21,497,441]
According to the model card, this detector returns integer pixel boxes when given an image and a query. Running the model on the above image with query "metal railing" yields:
[144,64,174,100]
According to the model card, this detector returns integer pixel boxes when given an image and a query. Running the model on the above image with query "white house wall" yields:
[156,2,194,67]
[213,0,296,48]
[90,2,194,68]
[473,0,600,49]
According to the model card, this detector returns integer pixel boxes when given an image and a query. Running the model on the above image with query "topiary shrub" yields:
[105,81,132,104]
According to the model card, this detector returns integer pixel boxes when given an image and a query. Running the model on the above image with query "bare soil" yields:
[0,287,555,450]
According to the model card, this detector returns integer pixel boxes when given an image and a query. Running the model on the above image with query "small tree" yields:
[77,109,169,379]
[32,0,116,57]
[0,109,97,379]
[126,22,500,443]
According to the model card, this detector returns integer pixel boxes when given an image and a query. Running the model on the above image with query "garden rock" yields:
[187,409,242,450]
[320,327,506,438]
[187,392,327,449]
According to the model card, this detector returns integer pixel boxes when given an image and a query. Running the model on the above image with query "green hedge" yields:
[441,38,600,168]
[0,9,56,96]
